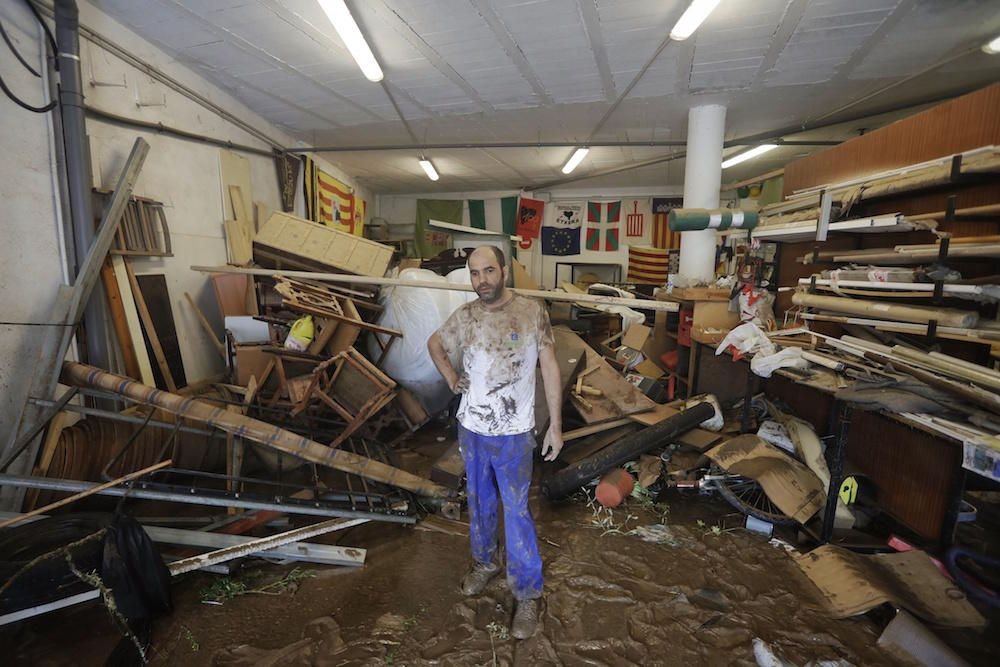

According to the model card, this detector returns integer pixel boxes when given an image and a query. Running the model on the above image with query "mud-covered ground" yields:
[4,438,998,666]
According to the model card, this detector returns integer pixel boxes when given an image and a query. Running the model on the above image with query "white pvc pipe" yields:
[679,104,726,283]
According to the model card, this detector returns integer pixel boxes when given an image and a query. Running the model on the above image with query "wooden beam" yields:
[183,292,226,359]
[192,265,680,313]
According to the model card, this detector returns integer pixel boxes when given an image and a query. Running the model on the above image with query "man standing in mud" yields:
[428,245,563,639]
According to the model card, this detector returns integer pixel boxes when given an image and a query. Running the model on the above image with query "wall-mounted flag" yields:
[541,201,582,256]
[586,200,621,251]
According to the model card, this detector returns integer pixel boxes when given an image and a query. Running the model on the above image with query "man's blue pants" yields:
[458,424,543,600]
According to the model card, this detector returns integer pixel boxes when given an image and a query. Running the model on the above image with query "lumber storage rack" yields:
[805,186,1000,346]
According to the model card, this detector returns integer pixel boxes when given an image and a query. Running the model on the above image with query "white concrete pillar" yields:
[678,104,726,283]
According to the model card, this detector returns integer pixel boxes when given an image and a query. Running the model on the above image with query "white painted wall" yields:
[0,4,67,442]
[377,186,685,289]
[0,1,371,439]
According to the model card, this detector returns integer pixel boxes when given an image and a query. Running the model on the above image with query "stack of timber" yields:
[760,146,1000,227]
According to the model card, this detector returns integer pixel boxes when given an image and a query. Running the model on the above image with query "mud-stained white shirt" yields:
[436,294,554,436]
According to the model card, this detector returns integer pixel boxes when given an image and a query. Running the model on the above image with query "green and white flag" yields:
[464,196,519,235]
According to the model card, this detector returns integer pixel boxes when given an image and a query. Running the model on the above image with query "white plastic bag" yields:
[750,347,809,378]
[370,267,476,414]
[716,322,775,358]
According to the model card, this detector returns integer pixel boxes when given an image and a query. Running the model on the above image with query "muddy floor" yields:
[4,434,998,666]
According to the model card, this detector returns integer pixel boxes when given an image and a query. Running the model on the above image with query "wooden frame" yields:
[290,348,397,448]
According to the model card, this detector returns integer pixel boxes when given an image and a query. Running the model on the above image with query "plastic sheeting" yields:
[371,268,477,414]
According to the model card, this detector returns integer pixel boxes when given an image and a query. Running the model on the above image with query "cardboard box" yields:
[691,300,740,345]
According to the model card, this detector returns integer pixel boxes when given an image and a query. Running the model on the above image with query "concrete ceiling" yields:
[93,0,1000,193]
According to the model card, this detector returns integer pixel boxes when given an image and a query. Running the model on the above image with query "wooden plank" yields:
[555,327,656,424]
[100,258,141,379]
[220,150,253,222]
[329,298,363,354]
[194,264,681,313]
[136,273,188,389]
[560,424,640,465]
[534,328,586,439]
[211,272,252,318]
[124,261,178,391]
[110,256,154,385]
[224,219,253,266]
[228,185,250,223]
[183,292,226,359]
[431,441,464,489]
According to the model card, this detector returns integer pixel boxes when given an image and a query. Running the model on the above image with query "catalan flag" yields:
[303,156,361,236]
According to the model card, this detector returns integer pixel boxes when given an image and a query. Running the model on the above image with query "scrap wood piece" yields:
[554,327,656,425]
[705,435,823,524]
[101,258,142,380]
[628,403,722,451]
[559,423,641,465]
[184,292,226,359]
[275,277,401,338]
[168,517,368,576]
[59,362,449,498]
[794,545,985,627]
[431,441,464,489]
[533,327,586,441]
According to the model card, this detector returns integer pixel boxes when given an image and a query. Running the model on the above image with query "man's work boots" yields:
[460,560,501,596]
[511,598,540,639]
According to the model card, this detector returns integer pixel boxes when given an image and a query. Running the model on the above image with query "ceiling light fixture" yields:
[670,0,722,41]
[419,157,439,181]
[317,0,384,82]
[561,147,590,174]
[721,144,778,169]
[983,34,1000,55]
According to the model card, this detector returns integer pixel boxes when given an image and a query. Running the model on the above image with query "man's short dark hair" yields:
[484,245,506,269]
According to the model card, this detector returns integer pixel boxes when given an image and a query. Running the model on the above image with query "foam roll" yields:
[668,208,760,232]
[791,292,979,329]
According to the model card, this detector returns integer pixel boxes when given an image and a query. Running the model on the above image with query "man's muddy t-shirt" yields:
[436,294,554,437]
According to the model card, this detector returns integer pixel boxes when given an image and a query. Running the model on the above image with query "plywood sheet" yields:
[255,212,393,277]
[533,328,586,439]
[110,256,154,385]
[220,150,252,222]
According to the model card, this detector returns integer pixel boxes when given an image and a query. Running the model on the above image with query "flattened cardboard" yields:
[706,434,824,523]
[795,545,985,627]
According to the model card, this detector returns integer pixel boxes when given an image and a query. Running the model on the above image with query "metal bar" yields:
[815,189,833,242]
[0,590,100,627]
[821,403,852,543]
[0,388,78,472]
[167,517,366,575]
[27,397,216,437]
[1,138,149,511]
[0,474,415,524]
[60,362,452,498]
[144,524,366,567]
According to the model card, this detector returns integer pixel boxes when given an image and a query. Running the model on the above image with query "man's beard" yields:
[477,283,503,303]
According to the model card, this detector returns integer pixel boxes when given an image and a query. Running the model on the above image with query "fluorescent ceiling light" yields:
[670,0,722,41]
[317,0,383,82]
[561,147,589,174]
[721,144,778,169]
[419,158,439,181]
[983,34,1000,55]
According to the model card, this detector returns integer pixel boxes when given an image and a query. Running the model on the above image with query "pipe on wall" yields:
[54,0,109,370]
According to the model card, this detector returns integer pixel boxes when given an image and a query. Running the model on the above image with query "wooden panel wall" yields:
[783,82,1000,196]
[845,409,962,544]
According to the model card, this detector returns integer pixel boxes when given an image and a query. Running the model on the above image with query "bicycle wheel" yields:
[710,463,798,526]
